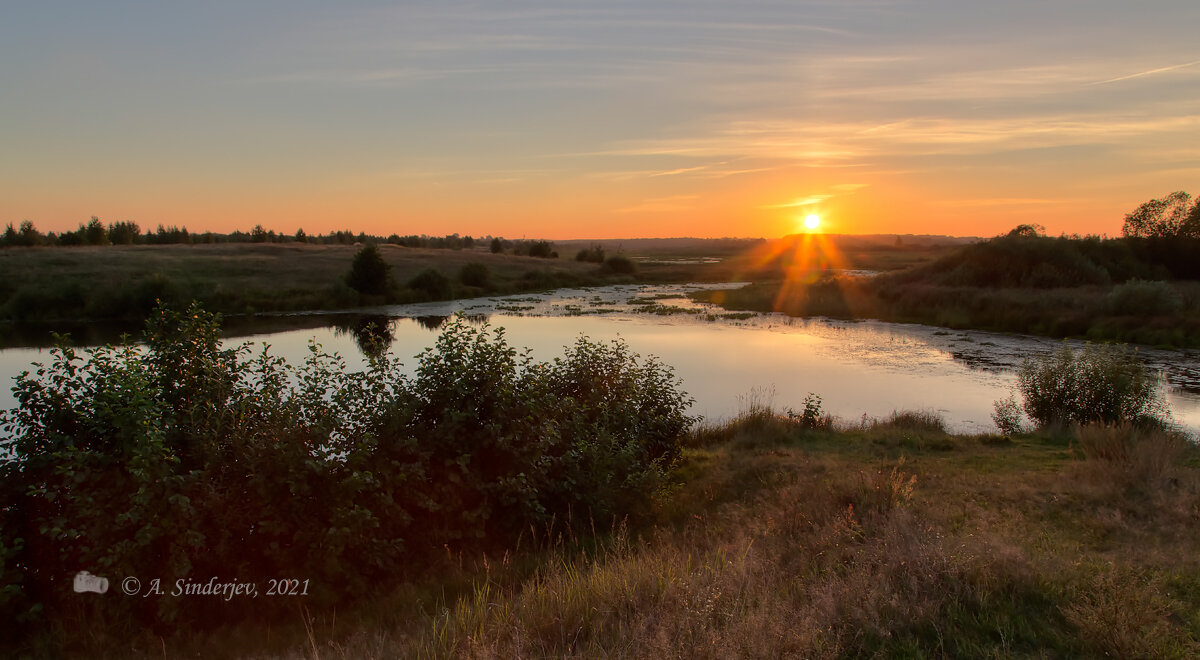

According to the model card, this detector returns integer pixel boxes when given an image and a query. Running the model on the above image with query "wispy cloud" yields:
[1090,58,1200,85]
[615,194,699,214]
[762,195,831,209]
[931,197,1075,208]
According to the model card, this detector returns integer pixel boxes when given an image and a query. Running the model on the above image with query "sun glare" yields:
[803,214,821,231]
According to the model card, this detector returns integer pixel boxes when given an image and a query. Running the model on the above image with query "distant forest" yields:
[0,217,480,250]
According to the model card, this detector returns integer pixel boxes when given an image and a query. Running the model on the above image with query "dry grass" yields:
[0,243,722,324]
[55,413,1200,658]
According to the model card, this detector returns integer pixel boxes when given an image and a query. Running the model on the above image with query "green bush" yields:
[408,267,452,300]
[346,243,391,295]
[575,244,605,263]
[459,262,490,288]
[0,304,695,633]
[991,392,1025,435]
[1107,279,1183,316]
[601,254,636,275]
[1016,343,1166,427]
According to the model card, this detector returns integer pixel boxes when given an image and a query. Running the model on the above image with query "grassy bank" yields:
[0,243,673,324]
[0,235,965,326]
[45,409,1200,658]
[694,234,1200,347]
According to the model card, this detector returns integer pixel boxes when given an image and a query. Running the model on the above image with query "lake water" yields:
[3,282,1199,435]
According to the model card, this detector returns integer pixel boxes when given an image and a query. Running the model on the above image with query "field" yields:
[4,244,1200,657]
[45,410,1200,658]
[0,236,960,328]
[693,234,1200,348]
[0,243,614,324]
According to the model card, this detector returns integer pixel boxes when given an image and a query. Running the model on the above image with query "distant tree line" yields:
[487,237,558,258]
[0,217,481,250]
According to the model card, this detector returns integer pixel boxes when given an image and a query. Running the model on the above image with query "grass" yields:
[43,407,1199,658]
[0,243,683,324]
[694,277,1200,347]
[691,234,1200,347]
[0,235,965,328]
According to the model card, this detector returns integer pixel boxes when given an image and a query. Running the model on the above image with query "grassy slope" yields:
[696,235,1200,347]
[0,235,962,326]
[79,414,1200,658]
[0,243,645,323]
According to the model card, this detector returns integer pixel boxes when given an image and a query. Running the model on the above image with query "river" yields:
[2,282,1199,435]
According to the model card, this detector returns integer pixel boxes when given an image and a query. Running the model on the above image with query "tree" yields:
[295,228,307,243]
[490,237,503,254]
[1122,191,1200,238]
[346,243,391,295]
[1006,223,1045,238]
[84,217,108,245]
[107,221,141,245]
[408,268,452,300]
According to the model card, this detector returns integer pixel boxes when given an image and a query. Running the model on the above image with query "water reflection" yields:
[412,315,449,331]
[332,315,397,357]
[1,283,1198,434]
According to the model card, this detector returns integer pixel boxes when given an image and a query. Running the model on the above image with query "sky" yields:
[2,1,1198,239]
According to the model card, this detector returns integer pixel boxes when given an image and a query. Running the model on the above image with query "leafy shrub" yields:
[575,244,605,263]
[526,240,555,258]
[601,255,636,275]
[787,392,828,429]
[0,305,695,633]
[1016,343,1165,427]
[408,267,452,300]
[1106,279,1183,316]
[459,262,490,288]
[991,392,1025,435]
[346,243,391,295]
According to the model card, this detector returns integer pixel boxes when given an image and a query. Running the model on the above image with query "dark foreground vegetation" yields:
[0,305,694,651]
[3,304,1198,657]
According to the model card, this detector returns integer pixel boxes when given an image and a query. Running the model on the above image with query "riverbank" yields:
[694,233,1200,348]
[0,236,959,326]
[0,242,634,323]
[692,278,1200,348]
[41,410,1200,658]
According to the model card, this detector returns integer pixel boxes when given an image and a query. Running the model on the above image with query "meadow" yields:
[0,235,957,327]
[0,243,613,324]
[23,404,1200,658]
[694,233,1200,348]
[4,305,1198,657]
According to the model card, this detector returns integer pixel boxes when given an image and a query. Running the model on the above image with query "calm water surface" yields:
[3,283,1199,435]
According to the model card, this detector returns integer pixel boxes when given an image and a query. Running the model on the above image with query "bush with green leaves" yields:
[1107,279,1183,316]
[601,254,636,275]
[408,267,452,300]
[0,304,695,632]
[345,243,391,295]
[458,261,490,288]
[991,392,1025,435]
[1016,343,1166,428]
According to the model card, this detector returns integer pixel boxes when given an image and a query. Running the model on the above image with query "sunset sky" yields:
[2,2,1198,239]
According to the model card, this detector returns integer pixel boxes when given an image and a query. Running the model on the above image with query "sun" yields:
[803,214,821,231]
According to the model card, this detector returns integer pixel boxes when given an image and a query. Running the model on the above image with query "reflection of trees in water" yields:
[332,315,396,356]
[412,315,449,331]
[409,314,490,331]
